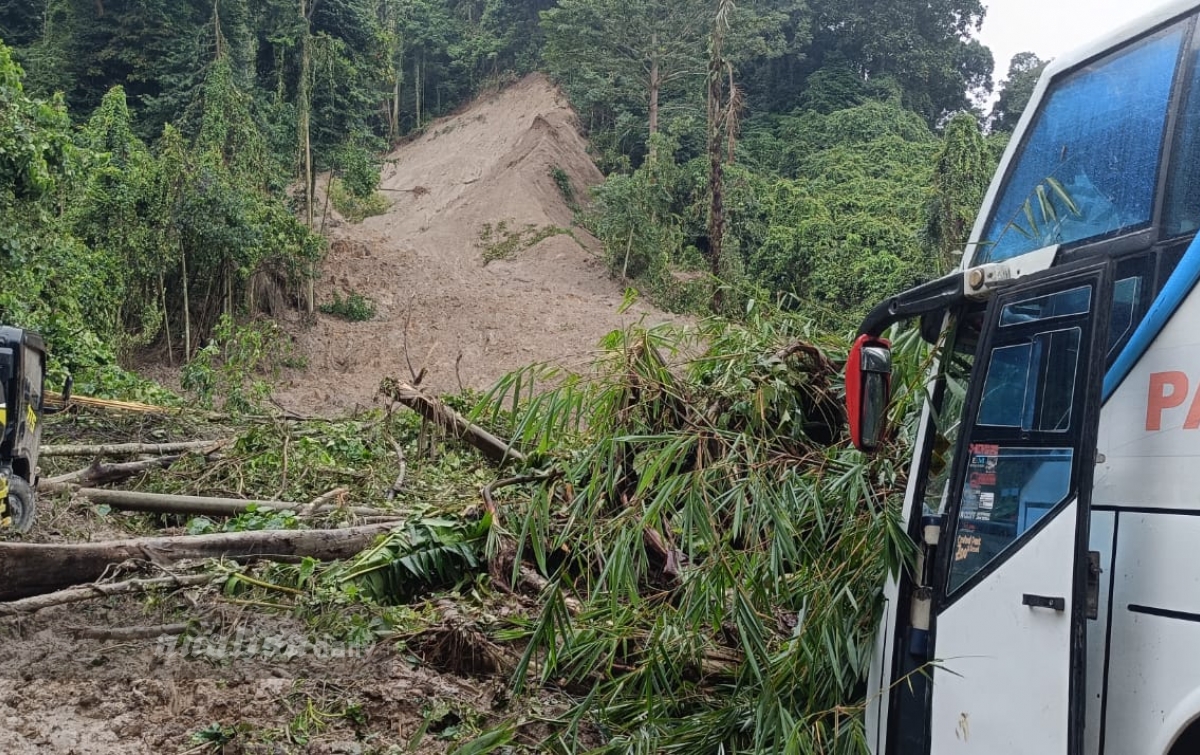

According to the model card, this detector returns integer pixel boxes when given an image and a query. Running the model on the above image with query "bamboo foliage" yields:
[472,312,929,752]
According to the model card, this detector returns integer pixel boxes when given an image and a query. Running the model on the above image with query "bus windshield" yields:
[974,22,1185,265]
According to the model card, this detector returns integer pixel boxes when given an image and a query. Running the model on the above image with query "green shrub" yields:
[329,177,390,222]
[550,165,577,211]
[478,220,572,263]
[320,291,377,322]
[338,143,381,199]
[180,315,297,413]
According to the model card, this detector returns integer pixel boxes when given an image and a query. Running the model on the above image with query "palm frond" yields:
[337,516,490,603]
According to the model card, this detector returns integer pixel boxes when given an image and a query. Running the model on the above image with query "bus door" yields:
[916,262,1110,753]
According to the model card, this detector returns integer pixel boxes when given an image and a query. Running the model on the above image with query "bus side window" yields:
[1107,276,1141,358]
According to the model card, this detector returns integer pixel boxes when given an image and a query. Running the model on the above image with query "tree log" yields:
[40,440,231,457]
[74,488,393,519]
[0,574,213,615]
[45,454,184,486]
[378,378,525,465]
[68,622,191,640]
[0,523,394,600]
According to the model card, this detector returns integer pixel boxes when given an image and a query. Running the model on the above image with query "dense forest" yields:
[0,0,1047,387]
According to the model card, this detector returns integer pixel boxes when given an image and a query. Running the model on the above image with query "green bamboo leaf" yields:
[1045,176,1081,215]
[1022,198,1040,239]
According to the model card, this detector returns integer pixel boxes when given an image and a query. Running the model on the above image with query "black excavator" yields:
[0,326,70,532]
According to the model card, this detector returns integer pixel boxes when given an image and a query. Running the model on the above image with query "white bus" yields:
[845,1,1200,752]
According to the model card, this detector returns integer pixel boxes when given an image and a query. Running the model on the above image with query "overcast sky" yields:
[979,0,1179,82]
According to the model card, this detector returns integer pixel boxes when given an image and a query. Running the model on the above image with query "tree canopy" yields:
[990,51,1048,132]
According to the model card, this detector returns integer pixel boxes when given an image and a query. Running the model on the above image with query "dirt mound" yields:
[275,74,669,413]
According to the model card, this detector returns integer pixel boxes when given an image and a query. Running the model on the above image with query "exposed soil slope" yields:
[275,74,668,413]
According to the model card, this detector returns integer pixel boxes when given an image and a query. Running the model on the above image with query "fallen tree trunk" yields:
[378,377,525,466]
[40,439,230,458]
[46,454,185,487]
[74,488,393,519]
[0,574,214,615]
[0,523,394,600]
[69,622,191,640]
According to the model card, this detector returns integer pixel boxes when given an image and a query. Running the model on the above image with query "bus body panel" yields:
[929,498,1079,752]
[1089,288,1200,752]
[1102,514,1200,753]
[1083,511,1116,755]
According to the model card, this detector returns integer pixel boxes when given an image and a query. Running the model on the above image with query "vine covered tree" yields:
[924,111,991,271]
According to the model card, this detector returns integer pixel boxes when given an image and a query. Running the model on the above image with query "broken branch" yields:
[45,454,185,487]
[0,574,214,616]
[74,488,393,519]
[378,377,525,466]
[68,622,192,640]
[40,439,231,458]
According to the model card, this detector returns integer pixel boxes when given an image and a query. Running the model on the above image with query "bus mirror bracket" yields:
[847,334,892,453]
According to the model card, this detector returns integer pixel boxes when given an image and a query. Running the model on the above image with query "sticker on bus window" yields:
[954,533,983,562]
[961,444,1000,522]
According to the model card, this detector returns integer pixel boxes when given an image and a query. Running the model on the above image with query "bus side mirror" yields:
[847,335,892,453]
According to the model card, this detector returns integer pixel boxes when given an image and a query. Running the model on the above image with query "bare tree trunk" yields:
[212,0,222,58]
[43,456,186,487]
[225,264,233,318]
[73,488,395,519]
[181,244,192,357]
[41,440,230,457]
[648,42,661,160]
[415,52,423,129]
[706,1,737,313]
[0,524,395,601]
[390,63,402,142]
[0,575,213,616]
[707,59,726,312]
[300,0,315,313]
[160,272,173,366]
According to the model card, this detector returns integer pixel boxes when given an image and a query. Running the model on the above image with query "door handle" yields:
[1085,550,1101,621]
[1022,594,1066,611]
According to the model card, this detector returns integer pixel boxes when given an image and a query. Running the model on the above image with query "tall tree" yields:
[990,51,1047,133]
[707,0,740,310]
[542,0,709,160]
[804,0,993,123]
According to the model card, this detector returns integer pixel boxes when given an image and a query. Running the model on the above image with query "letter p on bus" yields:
[1147,371,1189,431]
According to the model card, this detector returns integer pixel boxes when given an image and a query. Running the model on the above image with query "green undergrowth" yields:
[329,177,390,222]
[180,315,306,414]
[319,290,377,322]
[551,165,579,214]
[454,307,932,753]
